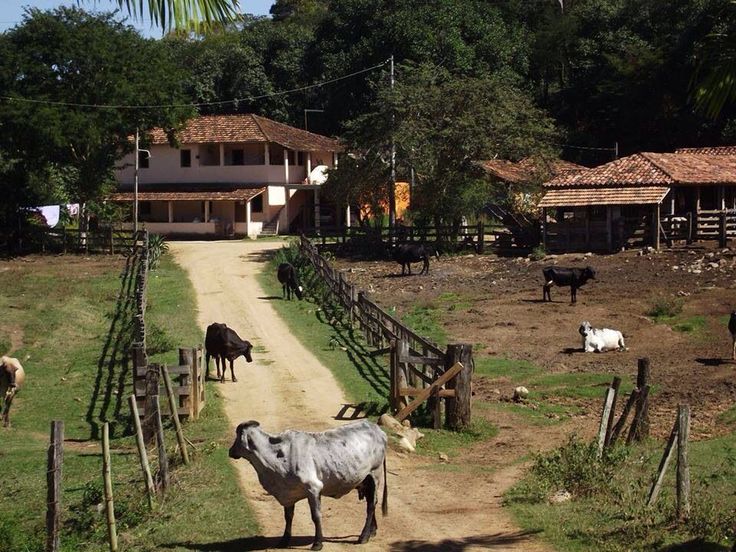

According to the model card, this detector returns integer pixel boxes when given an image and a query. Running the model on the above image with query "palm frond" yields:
[113,0,239,32]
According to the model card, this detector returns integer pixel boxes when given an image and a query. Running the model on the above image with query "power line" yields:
[0,59,391,111]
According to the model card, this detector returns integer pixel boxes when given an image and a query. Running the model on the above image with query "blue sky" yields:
[0,0,275,37]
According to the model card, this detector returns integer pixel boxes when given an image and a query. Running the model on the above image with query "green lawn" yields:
[0,253,257,552]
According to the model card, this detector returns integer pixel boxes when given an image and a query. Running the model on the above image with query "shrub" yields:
[528,435,629,499]
[647,295,684,319]
[530,245,546,261]
[146,322,175,355]
[147,234,169,270]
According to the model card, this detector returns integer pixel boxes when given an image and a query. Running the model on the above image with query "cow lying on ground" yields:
[277,262,303,300]
[393,243,437,276]
[229,419,388,551]
[204,323,253,383]
[1,356,25,428]
[579,321,628,352]
[542,266,596,303]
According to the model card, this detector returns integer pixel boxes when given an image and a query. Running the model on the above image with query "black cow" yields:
[393,244,437,276]
[204,323,253,383]
[542,266,596,304]
[729,311,736,360]
[277,263,303,300]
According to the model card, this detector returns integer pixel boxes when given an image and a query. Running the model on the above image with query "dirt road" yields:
[171,240,551,552]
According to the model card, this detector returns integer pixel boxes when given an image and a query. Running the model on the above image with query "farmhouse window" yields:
[138,151,149,169]
[297,151,304,166]
[251,194,263,213]
[270,144,285,165]
[180,149,191,167]
[231,149,245,166]
[235,202,247,222]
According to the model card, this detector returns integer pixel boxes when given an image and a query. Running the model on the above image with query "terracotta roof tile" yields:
[538,186,670,207]
[545,154,673,187]
[675,146,736,155]
[642,152,736,184]
[148,114,341,152]
[479,157,583,184]
[109,185,266,202]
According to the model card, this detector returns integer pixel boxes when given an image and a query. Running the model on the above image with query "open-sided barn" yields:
[539,146,736,252]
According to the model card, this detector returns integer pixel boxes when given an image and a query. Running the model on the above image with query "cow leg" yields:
[307,488,324,551]
[421,256,429,275]
[571,285,577,304]
[408,262,412,276]
[357,475,377,544]
[2,388,16,428]
[218,356,225,383]
[205,352,211,380]
[543,282,552,302]
[279,505,295,548]
[230,358,237,383]
[732,335,736,361]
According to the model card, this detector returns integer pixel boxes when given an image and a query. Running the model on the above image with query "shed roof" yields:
[538,186,670,208]
[479,157,583,184]
[148,114,341,152]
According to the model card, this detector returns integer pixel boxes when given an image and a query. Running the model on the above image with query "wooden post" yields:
[720,211,728,248]
[62,226,67,255]
[190,347,201,419]
[102,422,118,552]
[389,339,399,413]
[604,376,622,448]
[153,392,169,491]
[597,387,616,458]
[143,365,159,444]
[179,348,194,418]
[46,420,64,552]
[609,388,640,446]
[397,339,410,410]
[444,344,473,431]
[676,404,691,521]
[109,226,114,255]
[636,358,651,439]
[476,221,485,254]
[653,203,661,250]
[647,415,679,507]
[128,395,155,510]
[627,385,650,445]
[160,364,190,465]
[431,386,442,429]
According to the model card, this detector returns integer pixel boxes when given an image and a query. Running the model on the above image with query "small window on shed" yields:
[180,149,191,167]
[138,151,149,169]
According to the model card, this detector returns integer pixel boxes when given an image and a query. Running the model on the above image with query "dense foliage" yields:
[3,0,736,228]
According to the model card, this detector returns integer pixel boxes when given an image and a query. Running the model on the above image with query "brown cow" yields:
[1,356,25,427]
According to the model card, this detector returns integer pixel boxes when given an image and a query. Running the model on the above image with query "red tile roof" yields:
[148,114,341,152]
[479,157,583,184]
[109,186,266,202]
[675,146,736,155]
[538,186,670,207]
[545,151,736,188]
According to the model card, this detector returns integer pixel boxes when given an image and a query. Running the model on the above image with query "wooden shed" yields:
[539,147,736,252]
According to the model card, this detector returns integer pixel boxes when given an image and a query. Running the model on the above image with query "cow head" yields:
[584,266,596,280]
[229,420,260,459]
[295,285,304,300]
[579,321,592,337]
[242,341,254,363]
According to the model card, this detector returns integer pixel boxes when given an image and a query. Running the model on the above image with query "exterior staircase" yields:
[260,220,279,236]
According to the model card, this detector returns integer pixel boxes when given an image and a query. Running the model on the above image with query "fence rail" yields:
[298,235,472,429]
[11,226,136,255]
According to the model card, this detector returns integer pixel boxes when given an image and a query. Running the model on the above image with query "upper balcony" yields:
[116,141,336,186]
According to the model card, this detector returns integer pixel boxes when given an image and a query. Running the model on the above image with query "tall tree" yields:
[0,8,192,231]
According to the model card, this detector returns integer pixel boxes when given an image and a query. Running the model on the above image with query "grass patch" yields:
[717,404,736,427]
[416,418,498,458]
[257,245,388,410]
[475,356,541,379]
[401,303,447,345]
[648,295,685,319]
[482,400,581,426]
[0,254,257,551]
[507,434,736,551]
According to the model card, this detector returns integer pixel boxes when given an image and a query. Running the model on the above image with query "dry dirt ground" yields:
[333,243,736,441]
[171,240,551,552]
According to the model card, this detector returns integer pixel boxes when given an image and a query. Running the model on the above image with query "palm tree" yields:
[693,2,736,118]
[110,0,240,31]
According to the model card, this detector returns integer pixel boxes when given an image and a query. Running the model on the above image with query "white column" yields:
[333,152,338,167]
[284,150,290,183]
[168,201,173,223]
[721,185,726,210]
[346,205,351,227]
[306,152,312,179]
[219,143,225,166]
[314,188,321,229]
[245,200,251,238]
[204,201,210,223]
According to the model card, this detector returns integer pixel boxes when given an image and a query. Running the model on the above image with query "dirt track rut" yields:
[170,240,551,552]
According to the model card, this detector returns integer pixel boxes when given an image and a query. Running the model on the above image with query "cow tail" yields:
[381,456,388,516]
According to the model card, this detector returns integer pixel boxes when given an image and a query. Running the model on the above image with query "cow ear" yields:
[268,436,282,445]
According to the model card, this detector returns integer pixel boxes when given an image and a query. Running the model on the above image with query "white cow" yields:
[579,321,628,353]
[228,419,388,551]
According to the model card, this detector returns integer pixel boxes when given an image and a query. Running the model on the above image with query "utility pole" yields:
[134,127,139,233]
[614,141,619,160]
[389,54,397,231]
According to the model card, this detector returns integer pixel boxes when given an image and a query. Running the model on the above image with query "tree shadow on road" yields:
[389,530,544,551]
[162,534,358,551]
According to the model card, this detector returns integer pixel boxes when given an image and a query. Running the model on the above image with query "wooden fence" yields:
[128,231,204,438]
[298,235,473,430]
[13,226,137,255]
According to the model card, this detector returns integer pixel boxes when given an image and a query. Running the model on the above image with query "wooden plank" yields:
[610,388,640,446]
[647,415,679,507]
[102,423,118,552]
[399,387,455,398]
[399,354,445,366]
[676,405,691,521]
[395,362,463,422]
[597,387,615,458]
[160,365,190,466]
[128,395,155,510]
